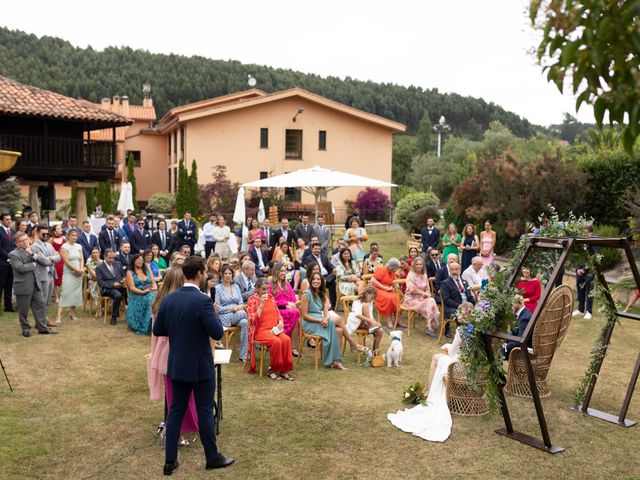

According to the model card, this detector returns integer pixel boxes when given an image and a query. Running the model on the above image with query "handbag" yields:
[370,349,385,367]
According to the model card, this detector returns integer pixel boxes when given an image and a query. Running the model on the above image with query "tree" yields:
[416,110,433,154]
[392,136,417,188]
[188,159,200,216]
[175,158,189,217]
[126,152,138,212]
[198,165,238,215]
[396,190,440,234]
[96,180,112,213]
[530,0,640,152]
[0,178,22,215]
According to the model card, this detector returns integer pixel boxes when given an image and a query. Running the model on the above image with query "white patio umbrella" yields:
[233,186,248,251]
[241,165,396,219]
[116,182,134,213]
[257,198,266,223]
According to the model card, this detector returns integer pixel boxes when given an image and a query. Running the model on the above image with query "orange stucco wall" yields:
[125,129,167,202]
[167,97,394,209]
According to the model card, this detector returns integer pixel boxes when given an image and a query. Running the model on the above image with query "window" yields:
[180,126,185,152]
[285,129,303,159]
[319,130,327,150]
[259,171,268,193]
[284,187,301,202]
[173,131,177,153]
[260,128,269,149]
[125,150,141,167]
[167,135,171,155]
[168,168,172,192]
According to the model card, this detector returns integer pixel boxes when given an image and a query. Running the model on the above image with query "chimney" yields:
[101,97,110,111]
[121,95,130,117]
[112,95,120,114]
[142,82,153,108]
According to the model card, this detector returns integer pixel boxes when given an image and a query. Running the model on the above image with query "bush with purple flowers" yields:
[354,187,391,221]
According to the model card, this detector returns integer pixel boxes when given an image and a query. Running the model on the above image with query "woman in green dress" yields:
[300,271,347,370]
[57,229,84,323]
[126,253,158,335]
[441,223,462,262]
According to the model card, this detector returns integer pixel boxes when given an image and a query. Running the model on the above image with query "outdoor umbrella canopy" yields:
[241,165,396,218]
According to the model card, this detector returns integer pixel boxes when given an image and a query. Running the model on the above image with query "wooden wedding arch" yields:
[482,236,640,453]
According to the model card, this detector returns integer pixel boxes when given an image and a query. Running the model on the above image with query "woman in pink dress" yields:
[270,262,300,356]
[50,224,66,301]
[403,257,439,336]
[148,267,199,445]
[480,220,496,267]
[247,218,266,248]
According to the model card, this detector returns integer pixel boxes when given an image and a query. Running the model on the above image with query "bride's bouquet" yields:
[401,381,428,406]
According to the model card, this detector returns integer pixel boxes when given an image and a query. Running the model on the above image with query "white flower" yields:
[404,392,410,398]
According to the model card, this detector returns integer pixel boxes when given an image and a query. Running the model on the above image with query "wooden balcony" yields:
[0,134,116,181]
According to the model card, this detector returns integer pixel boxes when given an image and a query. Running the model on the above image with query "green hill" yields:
[0,27,535,137]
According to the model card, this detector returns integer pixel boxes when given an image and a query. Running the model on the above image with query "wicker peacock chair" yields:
[504,285,574,398]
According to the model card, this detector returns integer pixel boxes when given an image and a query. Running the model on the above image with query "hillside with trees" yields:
[0,27,535,137]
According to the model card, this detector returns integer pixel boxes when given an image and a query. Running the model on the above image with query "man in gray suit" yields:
[233,261,257,302]
[8,232,54,337]
[314,214,332,254]
[30,225,60,314]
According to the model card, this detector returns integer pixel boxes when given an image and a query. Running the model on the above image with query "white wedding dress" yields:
[387,329,462,442]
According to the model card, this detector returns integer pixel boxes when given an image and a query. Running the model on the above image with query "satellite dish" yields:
[248,75,257,87]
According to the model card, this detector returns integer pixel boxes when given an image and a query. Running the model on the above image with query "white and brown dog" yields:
[386,330,403,367]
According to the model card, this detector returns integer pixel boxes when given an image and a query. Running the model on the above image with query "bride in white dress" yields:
[387,303,473,442]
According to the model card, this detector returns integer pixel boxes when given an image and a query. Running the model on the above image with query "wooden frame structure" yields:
[482,236,640,454]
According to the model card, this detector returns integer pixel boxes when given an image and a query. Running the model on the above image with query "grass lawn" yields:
[0,230,639,479]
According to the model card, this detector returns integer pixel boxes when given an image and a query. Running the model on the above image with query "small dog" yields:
[386,330,403,367]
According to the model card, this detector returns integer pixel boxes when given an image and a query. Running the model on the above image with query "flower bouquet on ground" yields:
[401,381,428,406]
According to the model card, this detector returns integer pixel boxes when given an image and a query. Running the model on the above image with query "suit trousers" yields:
[165,377,220,464]
[39,275,54,310]
[102,287,126,319]
[576,274,593,314]
[204,241,216,259]
[16,281,48,333]
[0,264,13,310]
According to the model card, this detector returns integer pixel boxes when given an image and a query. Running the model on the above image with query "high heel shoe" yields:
[69,312,78,321]
[350,345,369,354]
[55,314,62,325]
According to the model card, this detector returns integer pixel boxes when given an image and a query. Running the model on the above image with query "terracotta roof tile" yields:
[128,105,156,121]
[0,75,130,125]
[84,127,126,142]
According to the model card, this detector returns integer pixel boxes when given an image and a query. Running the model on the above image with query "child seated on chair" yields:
[346,287,383,354]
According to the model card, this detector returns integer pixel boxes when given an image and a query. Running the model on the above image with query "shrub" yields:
[395,191,439,234]
[354,188,391,221]
[148,193,176,214]
[412,206,441,233]
[199,165,238,215]
[593,224,623,270]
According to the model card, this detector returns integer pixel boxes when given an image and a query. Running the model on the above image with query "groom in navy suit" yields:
[504,295,533,358]
[153,256,234,475]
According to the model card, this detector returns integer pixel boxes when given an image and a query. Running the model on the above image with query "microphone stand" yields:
[0,356,13,392]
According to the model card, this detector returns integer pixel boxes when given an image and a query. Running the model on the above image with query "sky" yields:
[2,0,595,127]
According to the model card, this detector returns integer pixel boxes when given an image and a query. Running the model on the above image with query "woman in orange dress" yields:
[246,278,294,380]
[370,258,401,329]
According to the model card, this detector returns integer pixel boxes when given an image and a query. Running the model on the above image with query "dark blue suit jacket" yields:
[421,226,440,252]
[506,307,533,357]
[78,232,99,261]
[440,276,475,319]
[0,227,15,267]
[249,248,269,277]
[153,286,224,383]
[98,228,121,256]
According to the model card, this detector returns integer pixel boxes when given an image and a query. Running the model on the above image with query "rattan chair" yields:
[340,295,372,363]
[504,285,574,398]
[243,343,268,377]
[444,361,489,416]
[296,304,324,370]
[83,275,94,314]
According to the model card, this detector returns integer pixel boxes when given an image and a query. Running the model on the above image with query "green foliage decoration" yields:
[0,178,22,215]
[189,159,200,216]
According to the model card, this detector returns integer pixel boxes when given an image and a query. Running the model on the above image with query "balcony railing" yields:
[0,134,116,180]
